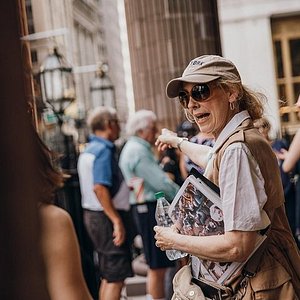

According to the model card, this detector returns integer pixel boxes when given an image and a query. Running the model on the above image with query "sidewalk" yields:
[122,275,147,300]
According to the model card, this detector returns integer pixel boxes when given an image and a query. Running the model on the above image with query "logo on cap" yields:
[190,60,203,66]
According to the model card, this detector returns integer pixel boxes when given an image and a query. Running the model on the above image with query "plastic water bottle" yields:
[155,191,188,260]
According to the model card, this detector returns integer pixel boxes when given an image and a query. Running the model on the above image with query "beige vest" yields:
[209,119,300,298]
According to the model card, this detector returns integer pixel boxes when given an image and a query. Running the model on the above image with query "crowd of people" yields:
[33,54,300,300]
[253,115,300,245]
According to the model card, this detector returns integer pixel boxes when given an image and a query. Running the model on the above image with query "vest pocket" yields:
[172,265,206,300]
[249,260,293,299]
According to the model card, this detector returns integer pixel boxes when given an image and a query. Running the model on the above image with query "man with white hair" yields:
[77,106,133,300]
[119,110,179,300]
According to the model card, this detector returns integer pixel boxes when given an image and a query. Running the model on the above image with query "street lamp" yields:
[40,47,75,115]
[90,62,116,108]
[39,47,77,170]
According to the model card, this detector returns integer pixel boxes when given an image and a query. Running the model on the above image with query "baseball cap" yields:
[166,55,241,98]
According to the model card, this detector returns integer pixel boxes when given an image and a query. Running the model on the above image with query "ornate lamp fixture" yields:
[90,62,115,108]
[39,47,75,114]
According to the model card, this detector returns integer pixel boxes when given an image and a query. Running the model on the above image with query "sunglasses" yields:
[178,84,211,108]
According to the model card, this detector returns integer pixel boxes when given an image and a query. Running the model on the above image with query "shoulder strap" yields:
[241,227,270,278]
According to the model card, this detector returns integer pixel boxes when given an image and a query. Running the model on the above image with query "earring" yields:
[229,102,235,110]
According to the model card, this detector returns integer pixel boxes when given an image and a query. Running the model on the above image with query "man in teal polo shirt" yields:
[119,110,179,300]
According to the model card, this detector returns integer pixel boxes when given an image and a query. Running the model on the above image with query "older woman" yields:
[154,55,300,299]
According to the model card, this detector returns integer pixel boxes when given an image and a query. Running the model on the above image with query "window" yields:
[31,50,38,63]
[25,0,35,34]
[271,15,300,130]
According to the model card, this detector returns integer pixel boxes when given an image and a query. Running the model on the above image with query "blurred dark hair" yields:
[176,120,198,138]
[33,127,64,204]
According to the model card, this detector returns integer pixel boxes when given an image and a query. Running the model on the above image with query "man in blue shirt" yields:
[78,106,133,300]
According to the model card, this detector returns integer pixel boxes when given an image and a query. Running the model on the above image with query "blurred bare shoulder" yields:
[39,204,92,300]
[39,204,72,229]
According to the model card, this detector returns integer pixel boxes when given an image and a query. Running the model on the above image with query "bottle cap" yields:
[155,191,165,199]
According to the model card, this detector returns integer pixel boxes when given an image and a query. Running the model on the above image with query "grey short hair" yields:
[126,110,157,136]
[87,106,117,132]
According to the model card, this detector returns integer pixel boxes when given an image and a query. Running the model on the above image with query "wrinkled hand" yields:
[155,128,180,152]
[113,220,126,246]
[154,225,178,251]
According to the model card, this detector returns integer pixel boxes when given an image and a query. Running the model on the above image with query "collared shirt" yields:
[205,111,270,232]
[119,136,179,204]
[77,134,130,211]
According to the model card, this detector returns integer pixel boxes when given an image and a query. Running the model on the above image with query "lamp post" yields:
[40,47,75,115]
[90,62,116,108]
[39,47,76,170]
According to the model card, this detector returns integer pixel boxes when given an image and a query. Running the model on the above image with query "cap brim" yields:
[166,74,220,98]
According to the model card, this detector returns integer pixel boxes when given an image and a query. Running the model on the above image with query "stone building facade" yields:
[26,0,129,128]
[219,0,300,136]
[124,0,221,130]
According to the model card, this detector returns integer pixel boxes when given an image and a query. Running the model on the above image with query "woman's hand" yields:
[154,225,179,251]
[155,128,180,152]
